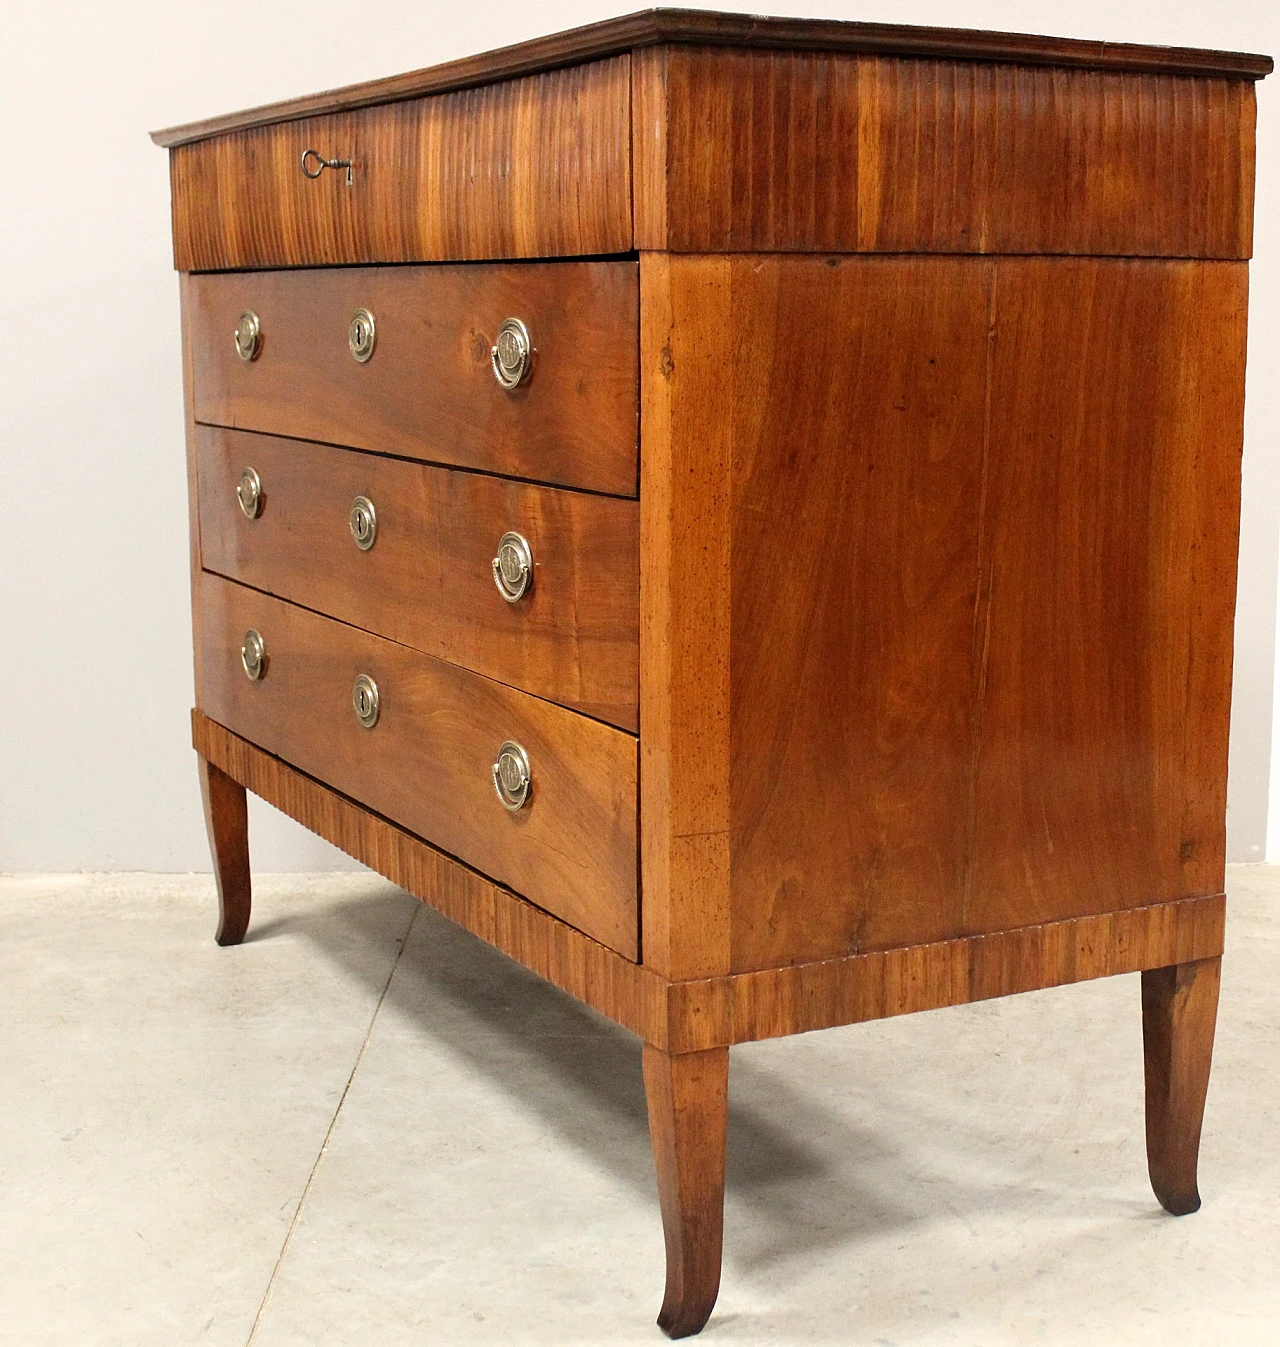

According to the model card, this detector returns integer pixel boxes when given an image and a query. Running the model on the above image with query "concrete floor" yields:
[2,869,1278,1347]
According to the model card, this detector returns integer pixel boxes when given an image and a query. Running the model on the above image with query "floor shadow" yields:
[247,883,1119,1283]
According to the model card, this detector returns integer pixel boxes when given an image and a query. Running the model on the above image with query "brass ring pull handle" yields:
[491,318,532,389]
[300,148,353,186]
[492,740,532,811]
[492,531,533,602]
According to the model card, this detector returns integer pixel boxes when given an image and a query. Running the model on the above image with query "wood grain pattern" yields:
[721,255,992,969]
[643,256,1245,975]
[187,262,639,498]
[666,893,1226,1053]
[195,573,639,957]
[633,47,1258,259]
[643,1044,728,1338]
[198,756,251,946]
[1141,956,1222,1216]
[179,273,207,696]
[967,259,1247,934]
[196,426,639,730]
[639,254,733,981]
[194,710,667,1034]
[168,57,632,269]
[193,711,1223,1051]
[151,9,1271,148]
[162,29,1259,1326]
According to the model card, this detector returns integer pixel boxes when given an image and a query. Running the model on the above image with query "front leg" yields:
[198,755,252,946]
[1141,955,1221,1216]
[642,1044,729,1339]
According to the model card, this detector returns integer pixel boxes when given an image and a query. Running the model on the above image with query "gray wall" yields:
[2,0,1277,871]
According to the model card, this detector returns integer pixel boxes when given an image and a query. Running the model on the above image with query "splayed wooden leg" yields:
[199,755,251,946]
[642,1043,729,1339]
[1141,955,1221,1216]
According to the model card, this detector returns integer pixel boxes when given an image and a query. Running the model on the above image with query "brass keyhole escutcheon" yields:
[492,740,532,811]
[348,308,376,363]
[349,495,377,551]
[352,673,380,728]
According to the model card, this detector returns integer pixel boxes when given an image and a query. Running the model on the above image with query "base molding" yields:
[193,710,1226,1053]
[672,894,1224,1052]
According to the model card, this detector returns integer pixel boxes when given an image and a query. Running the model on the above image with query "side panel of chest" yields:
[640,253,1247,975]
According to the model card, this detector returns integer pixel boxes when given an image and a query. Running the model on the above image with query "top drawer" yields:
[187,261,639,497]
[166,56,632,270]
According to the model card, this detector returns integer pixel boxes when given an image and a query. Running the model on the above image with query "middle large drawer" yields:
[197,426,639,730]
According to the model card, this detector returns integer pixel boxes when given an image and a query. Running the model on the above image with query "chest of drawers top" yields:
[152,8,1271,272]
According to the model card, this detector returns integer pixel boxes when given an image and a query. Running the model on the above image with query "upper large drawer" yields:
[187,261,639,497]
[166,56,632,271]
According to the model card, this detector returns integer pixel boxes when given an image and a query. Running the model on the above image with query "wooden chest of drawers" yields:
[154,9,1271,1337]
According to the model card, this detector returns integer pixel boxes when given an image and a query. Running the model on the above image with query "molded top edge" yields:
[151,6,1272,148]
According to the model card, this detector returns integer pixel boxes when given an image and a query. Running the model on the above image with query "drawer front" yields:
[188,262,639,497]
[166,56,632,271]
[197,426,639,730]
[195,573,638,958]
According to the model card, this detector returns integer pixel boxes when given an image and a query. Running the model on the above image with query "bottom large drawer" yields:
[194,572,638,958]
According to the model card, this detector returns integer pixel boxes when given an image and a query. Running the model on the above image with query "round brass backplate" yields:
[241,629,267,681]
[237,467,263,519]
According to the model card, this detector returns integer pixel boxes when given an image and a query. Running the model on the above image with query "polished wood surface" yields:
[151,8,1271,149]
[968,259,1246,934]
[639,255,1246,976]
[166,18,1263,1332]
[187,262,638,497]
[633,47,1257,258]
[194,711,667,1037]
[196,426,640,729]
[721,255,989,966]
[667,894,1225,1053]
[198,756,251,946]
[179,274,206,695]
[193,713,1225,1054]
[1142,956,1221,1216]
[643,1045,728,1338]
[167,57,632,269]
[195,574,639,957]
[639,255,732,982]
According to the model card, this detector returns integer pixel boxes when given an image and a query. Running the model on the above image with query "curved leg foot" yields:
[643,1044,728,1339]
[1141,956,1220,1216]
[198,755,251,946]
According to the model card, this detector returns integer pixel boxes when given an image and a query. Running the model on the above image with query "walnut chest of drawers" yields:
[154,9,1271,1337]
